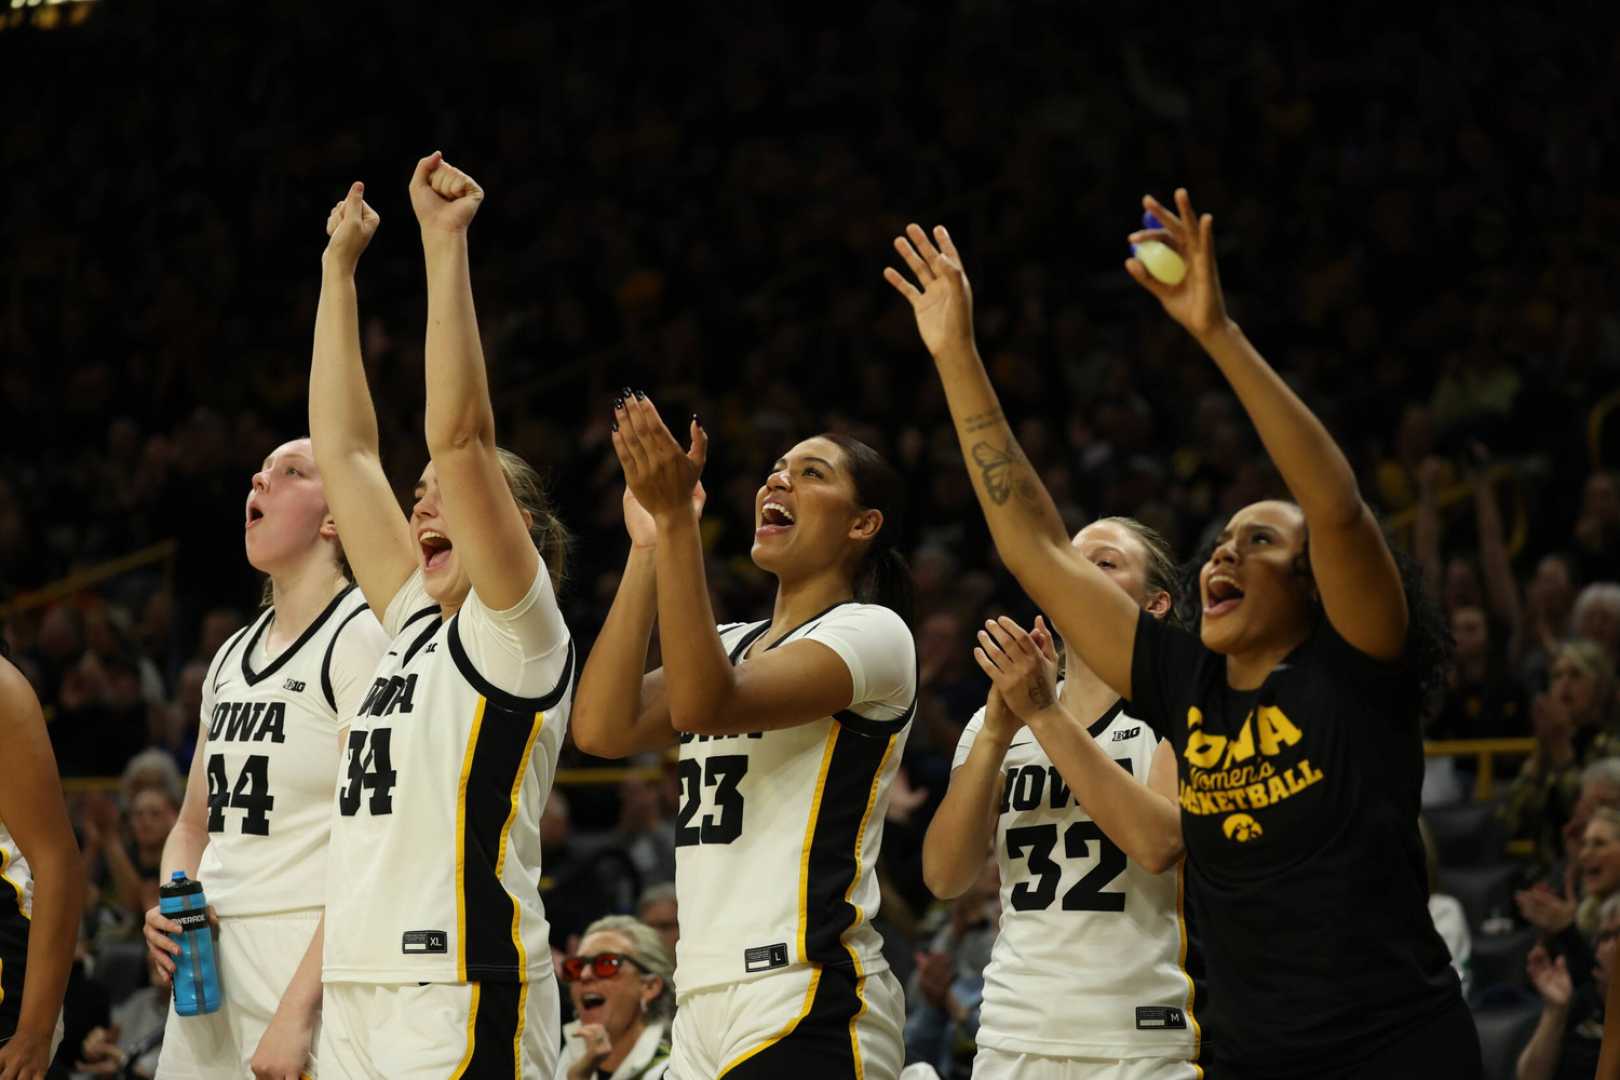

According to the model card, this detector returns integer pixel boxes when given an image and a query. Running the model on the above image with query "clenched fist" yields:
[409,151,484,237]
[323,181,380,274]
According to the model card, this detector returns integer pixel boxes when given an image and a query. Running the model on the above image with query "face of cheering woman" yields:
[750,436,882,589]
[1198,499,1316,662]
[244,438,340,574]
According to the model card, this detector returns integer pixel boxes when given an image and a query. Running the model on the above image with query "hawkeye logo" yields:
[1223,814,1263,842]
[1178,704,1325,841]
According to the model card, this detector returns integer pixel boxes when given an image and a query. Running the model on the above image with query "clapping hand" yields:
[610,392,707,526]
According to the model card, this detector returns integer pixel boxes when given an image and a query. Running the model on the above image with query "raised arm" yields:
[572,486,702,758]
[613,394,864,735]
[0,662,82,1079]
[978,617,1184,872]
[922,692,1018,899]
[1469,445,1525,641]
[1127,189,1406,660]
[884,226,1141,699]
[411,153,542,613]
[310,182,417,616]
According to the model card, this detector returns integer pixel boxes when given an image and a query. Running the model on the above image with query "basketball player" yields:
[886,194,1476,1077]
[142,436,388,1080]
[0,639,81,1080]
[922,517,1206,1079]
[311,161,574,1077]
[572,394,916,1078]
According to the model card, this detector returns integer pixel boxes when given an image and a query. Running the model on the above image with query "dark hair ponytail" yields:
[818,433,915,626]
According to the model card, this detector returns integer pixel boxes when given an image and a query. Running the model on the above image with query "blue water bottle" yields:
[159,870,222,1016]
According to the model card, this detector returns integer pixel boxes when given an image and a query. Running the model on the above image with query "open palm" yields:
[884,223,975,360]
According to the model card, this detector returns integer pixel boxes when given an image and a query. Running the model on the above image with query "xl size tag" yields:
[744,943,789,973]
[402,930,448,955]
[1136,1005,1188,1030]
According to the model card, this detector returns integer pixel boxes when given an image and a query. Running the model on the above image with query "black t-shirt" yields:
[1131,611,1464,1075]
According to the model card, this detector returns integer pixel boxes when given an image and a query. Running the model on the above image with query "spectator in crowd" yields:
[558,915,674,1080]
[636,882,679,957]
[1517,892,1620,1080]
[1523,555,1579,688]
[904,858,998,1080]
[1573,584,1620,670]
[82,785,177,929]
[1434,603,1527,739]
[1574,472,1620,584]
[610,768,676,888]
[1504,641,1619,869]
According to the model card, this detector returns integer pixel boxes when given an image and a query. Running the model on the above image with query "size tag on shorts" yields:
[402,930,448,955]
[1136,1005,1188,1030]
[744,942,789,973]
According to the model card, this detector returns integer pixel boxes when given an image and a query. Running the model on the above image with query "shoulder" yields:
[0,658,41,721]
[817,602,912,642]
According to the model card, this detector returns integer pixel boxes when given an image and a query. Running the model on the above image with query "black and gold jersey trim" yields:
[799,726,897,969]
[456,696,547,983]
[449,979,524,1079]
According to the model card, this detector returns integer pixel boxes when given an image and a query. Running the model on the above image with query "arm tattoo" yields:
[969,440,1040,507]
[960,407,1005,434]
[1027,679,1054,709]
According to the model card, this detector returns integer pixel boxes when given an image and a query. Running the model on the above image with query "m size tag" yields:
[1136,1005,1187,1030]
[744,943,789,973]
[402,930,448,955]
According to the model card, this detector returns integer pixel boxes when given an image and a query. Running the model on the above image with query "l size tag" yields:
[744,943,789,973]
[1136,1005,1187,1030]
[402,930,448,955]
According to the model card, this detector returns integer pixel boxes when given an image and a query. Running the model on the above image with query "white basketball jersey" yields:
[955,699,1201,1060]
[674,602,916,997]
[323,567,572,985]
[196,586,388,916]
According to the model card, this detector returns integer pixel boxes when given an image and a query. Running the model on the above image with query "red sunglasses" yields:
[560,951,648,983]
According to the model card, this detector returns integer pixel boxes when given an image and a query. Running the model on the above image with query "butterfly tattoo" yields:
[971,441,1035,506]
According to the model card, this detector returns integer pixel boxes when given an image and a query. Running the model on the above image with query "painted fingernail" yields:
[621,386,632,398]
[692,413,702,426]
[614,397,623,410]
[1143,210,1163,230]
[611,421,619,433]
[634,388,646,400]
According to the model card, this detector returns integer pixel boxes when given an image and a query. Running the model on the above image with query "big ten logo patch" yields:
[1178,704,1325,839]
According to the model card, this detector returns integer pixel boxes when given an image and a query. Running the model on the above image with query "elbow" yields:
[1133,833,1185,876]
[425,410,495,458]
[921,858,969,902]
[570,716,611,759]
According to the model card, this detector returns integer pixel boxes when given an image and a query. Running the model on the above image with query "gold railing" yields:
[1423,737,1536,801]
[1384,464,1526,557]
[0,539,178,618]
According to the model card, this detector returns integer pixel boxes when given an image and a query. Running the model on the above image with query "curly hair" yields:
[1176,512,1451,719]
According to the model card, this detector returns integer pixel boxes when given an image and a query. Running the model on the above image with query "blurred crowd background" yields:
[4,3,1620,1075]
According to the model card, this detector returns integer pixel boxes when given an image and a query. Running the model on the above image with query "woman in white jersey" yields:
[0,638,82,1080]
[573,393,917,1079]
[923,516,1206,1079]
[310,161,575,1077]
[141,435,389,1080]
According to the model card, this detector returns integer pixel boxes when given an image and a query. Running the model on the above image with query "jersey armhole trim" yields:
[210,622,256,693]
[835,695,917,739]
[726,622,772,664]
[321,601,376,712]
[447,613,575,712]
